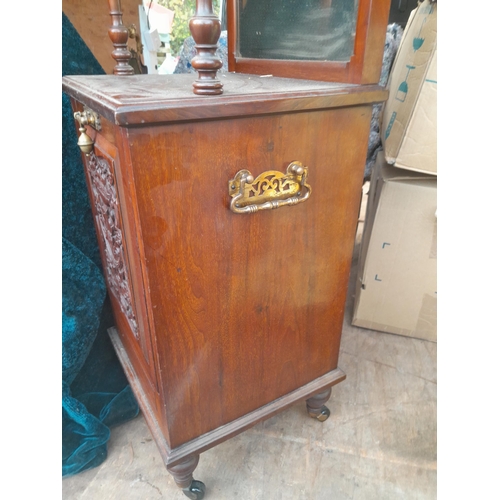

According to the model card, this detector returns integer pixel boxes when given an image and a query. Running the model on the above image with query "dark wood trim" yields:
[109,327,172,460]
[230,57,351,83]
[226,0,237,72]
[63,74,387,126]
[107,0,134,75]
[360,0,393,84]
[109,326,346,468]
[113,126,165,395]
[111,87,388,125]
[189,0,224,95]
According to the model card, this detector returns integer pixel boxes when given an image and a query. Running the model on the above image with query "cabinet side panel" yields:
[128,106,372,447]
[72,115,162,419]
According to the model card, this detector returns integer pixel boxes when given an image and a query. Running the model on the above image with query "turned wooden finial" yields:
[108,0,134,75]
[189,0,223,95]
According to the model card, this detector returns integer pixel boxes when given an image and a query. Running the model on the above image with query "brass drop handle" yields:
[228,161,311,214]
[74,109,100,155]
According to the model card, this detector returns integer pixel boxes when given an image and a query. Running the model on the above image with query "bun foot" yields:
[306,387,332,422]
[182,480,206,500]
[167,455,205,498]
[308,405,331,422]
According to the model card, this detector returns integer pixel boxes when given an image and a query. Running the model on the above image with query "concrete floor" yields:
[62,184,437,499]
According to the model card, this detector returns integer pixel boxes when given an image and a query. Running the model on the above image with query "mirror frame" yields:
[227,0,391,84]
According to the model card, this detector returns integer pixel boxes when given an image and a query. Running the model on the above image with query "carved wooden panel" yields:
[86,151,139,338]
[80,127,158,390]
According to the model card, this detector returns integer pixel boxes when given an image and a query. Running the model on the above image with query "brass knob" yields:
[76,126,94,155]
[74,109,100,155]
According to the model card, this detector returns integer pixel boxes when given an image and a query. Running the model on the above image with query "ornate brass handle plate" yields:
[228,161,311,214]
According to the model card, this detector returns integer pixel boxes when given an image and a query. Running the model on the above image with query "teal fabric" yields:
[62,239,106,386]
[62,12,104,268]
[62,238,108,475]
[62,12,140,477]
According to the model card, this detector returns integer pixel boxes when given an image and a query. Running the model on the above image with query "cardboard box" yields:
[382,0,437,175]
[352,152,437,342]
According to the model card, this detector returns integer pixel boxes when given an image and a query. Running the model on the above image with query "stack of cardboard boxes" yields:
[352,0,437,342]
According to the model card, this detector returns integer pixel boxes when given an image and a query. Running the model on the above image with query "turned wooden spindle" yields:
[189,0,223,95]
[108,0,134,75]
[167,455,206,498]
[306,387,332,422]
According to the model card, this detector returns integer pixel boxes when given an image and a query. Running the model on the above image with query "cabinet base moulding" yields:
[108,326,346,468]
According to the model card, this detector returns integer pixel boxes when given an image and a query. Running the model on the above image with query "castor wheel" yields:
[306,387,332,422]
[182,479,206,500]
[308,405,331,422]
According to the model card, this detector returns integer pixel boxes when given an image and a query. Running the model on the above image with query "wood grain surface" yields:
[126,105,372,447]
[62,73,387,125]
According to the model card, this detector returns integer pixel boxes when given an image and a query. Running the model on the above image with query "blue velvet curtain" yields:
[62,12,139,476]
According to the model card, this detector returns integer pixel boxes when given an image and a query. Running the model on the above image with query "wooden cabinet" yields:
[62,1,390,497]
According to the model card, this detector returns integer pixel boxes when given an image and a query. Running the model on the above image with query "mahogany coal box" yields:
[62,1,390,497]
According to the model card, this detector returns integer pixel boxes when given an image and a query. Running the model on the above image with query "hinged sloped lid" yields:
[62,73,387,126]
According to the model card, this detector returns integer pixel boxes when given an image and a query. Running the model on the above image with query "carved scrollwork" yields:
[86,152,139,338]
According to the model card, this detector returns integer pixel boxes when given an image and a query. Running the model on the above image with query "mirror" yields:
[237,0,360,62]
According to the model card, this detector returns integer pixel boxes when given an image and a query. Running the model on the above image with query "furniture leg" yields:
[306,387,332,422]
[167,455,206,500]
